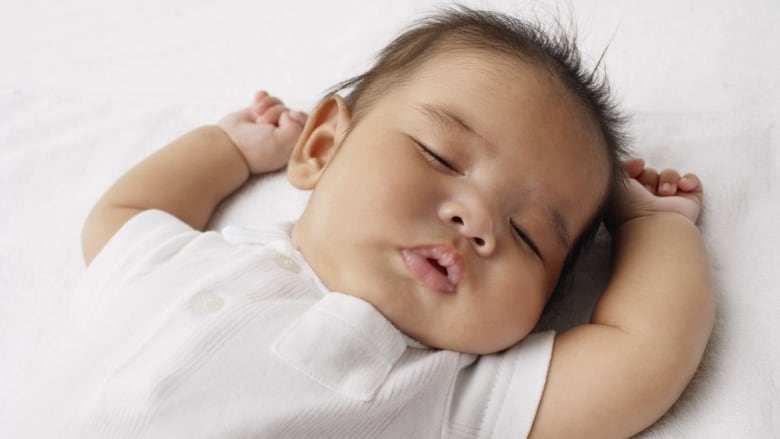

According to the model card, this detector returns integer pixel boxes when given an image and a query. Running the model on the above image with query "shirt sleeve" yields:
[70,209,199,324]
[448,330,555,439]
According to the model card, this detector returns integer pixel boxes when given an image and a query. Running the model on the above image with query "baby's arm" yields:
[530,159,715,438]
[82,92,306,265]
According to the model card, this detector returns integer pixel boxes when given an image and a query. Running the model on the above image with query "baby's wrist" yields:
[201,124,253,176]
[208,122,248,162]
[213,123,240,150]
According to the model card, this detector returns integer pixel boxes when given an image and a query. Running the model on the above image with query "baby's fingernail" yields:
[661,183,672,193]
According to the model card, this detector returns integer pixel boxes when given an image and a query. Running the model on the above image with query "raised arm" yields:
[530,159,715,438]
[81,92,306,265]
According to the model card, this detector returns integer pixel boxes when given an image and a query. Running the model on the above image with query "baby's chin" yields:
[406,326,529,355]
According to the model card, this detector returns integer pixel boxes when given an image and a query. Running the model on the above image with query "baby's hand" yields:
[218,91,308,174]
[609,158,704,229]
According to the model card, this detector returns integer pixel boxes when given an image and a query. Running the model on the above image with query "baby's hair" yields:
[327,6,630,305]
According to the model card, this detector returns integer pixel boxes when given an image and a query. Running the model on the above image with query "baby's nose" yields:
[440,201,496,255]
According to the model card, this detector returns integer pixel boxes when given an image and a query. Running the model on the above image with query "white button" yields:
[190,291,224,315]
[273,253,301,273]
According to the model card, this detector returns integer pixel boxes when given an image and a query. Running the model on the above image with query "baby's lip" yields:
[401,245,464,293]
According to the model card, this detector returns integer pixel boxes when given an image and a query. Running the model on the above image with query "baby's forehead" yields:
[399,51,602,140]
[390,50,584,121]
[353,48,585,133]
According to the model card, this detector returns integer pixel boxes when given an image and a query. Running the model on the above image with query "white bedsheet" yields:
[1,0,778,436]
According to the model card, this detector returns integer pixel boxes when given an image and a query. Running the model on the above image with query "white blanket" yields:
[2,0,778,436]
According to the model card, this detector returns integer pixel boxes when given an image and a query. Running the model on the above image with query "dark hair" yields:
[327,6,630,305]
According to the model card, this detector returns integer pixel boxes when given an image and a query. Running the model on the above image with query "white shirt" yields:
[13,210,553,438]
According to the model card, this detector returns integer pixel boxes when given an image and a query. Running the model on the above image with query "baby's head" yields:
[287,7,628,354]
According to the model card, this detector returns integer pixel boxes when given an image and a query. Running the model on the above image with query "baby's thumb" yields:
[288,110,308,126]
[276,111,305,142]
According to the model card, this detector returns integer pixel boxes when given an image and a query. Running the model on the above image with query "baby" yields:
[37,7,712,439]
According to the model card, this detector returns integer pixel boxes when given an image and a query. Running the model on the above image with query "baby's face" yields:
[290,51,608,354]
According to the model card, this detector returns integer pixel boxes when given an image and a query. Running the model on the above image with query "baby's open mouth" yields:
[428,258,448,276]
[401,246,464,293]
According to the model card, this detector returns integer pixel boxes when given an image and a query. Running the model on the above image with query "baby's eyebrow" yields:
[415,103,492,152]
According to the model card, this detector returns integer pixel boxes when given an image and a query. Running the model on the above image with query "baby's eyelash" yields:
[415,141,459,173]
[510,220,542,259]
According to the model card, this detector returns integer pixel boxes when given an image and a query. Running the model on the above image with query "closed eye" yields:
[414,139,460,174]
[511,220,543,260]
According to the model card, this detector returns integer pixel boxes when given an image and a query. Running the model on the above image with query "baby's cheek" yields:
[479,298,539,350]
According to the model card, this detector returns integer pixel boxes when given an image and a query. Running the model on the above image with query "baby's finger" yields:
[288,110,308,127]
[658,168,681,196]
[275,112,306,143]
[678,173,703,193]
[279,111,304,130]
[254,90,269,102]
[257,104,287,125]
[254,95,284,114]
[637,167,659,193]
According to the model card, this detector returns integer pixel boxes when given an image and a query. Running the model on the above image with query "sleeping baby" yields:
[17,6,714,438]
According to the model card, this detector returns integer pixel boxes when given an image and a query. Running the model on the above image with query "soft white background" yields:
[1,0,778,436]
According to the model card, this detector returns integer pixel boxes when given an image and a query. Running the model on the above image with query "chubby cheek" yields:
[480,267,549,344]
[494,295,544,338]
[357,174,437,233]
[454,299,543,354]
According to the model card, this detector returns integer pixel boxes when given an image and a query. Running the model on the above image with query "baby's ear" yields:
[287,95,351,189]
